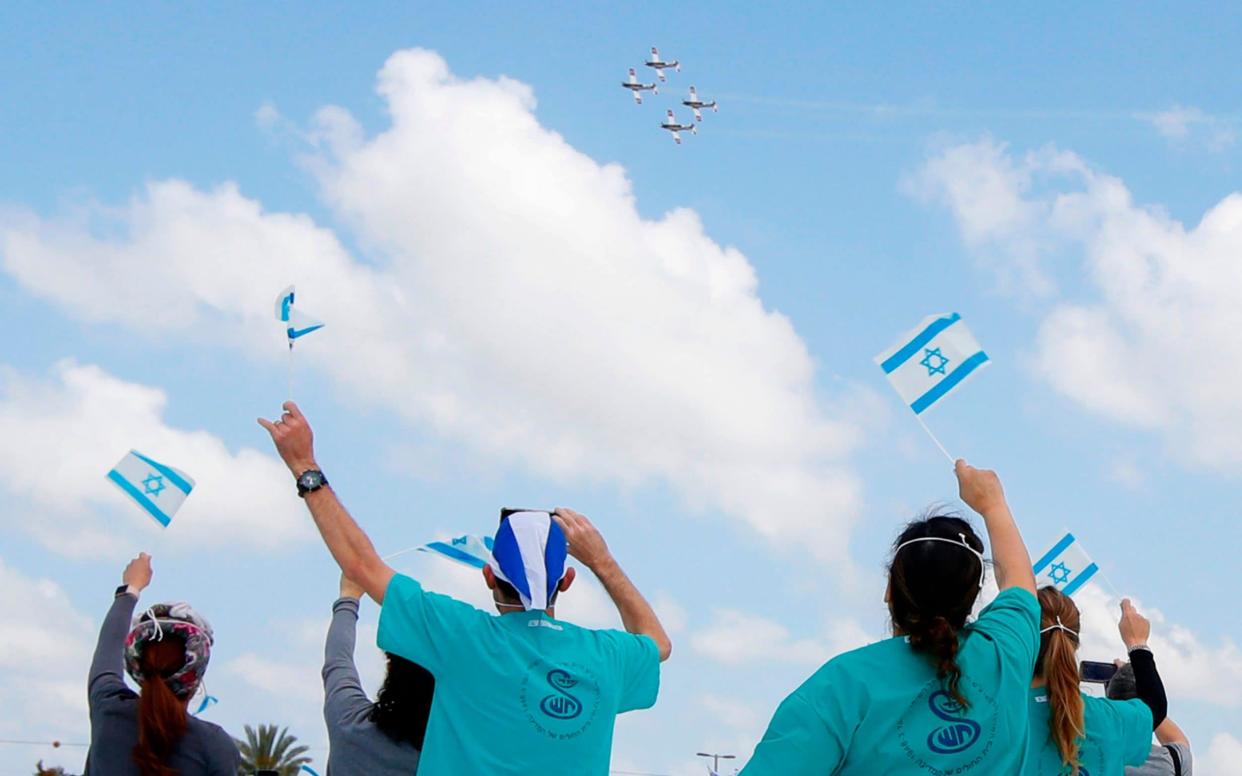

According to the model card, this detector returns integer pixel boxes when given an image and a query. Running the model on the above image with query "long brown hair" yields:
[1035,586,1084,775]
[888,514,986,709]
[132,637,190,776]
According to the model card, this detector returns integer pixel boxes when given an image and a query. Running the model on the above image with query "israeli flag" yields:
[300,767,322,776]
[488,512,568,612]
[275,285,325,345]
[875,313,990,415]
[106,450,195,528]
[417,534,495,570]
[1032,532,1100,596]
[193,694,218,715]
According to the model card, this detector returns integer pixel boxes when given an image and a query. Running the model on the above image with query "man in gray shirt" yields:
[323,574,434,774]
[1107,661,1193,775]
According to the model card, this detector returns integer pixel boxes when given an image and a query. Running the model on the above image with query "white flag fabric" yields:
[417,534,495,569]
[874,312,990,415]
[1032,532,1100,596]
[107,450,195,527]
[275,285,325,345]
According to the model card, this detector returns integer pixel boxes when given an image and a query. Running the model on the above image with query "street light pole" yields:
[695,752,737,773]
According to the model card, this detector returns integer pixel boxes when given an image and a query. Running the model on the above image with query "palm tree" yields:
[235,724,311,776]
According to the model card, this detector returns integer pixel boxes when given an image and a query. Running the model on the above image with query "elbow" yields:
[657,636,673,663]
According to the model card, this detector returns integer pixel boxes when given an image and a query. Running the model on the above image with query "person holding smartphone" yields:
[742,461,1041,775]
[259,401,671,776]
[1026,589,1169,774]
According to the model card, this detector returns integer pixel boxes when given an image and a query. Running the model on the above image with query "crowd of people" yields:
[71,401,1192,775]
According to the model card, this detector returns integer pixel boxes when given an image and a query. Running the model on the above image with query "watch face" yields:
[299,470,324,490]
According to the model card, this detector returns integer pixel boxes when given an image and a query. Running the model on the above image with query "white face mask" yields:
[893,532,986,589]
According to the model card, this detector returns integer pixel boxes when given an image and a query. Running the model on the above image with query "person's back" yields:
[1027,690,1151,775]
[84,553,239,776]
[323,579,430,776]
[380,563,659,774]
[742,462,1041,775]
[1107,663,1193,776]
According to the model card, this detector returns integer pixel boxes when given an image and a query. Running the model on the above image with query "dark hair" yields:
[888,513,985,709]
[493,578,561,608]
[1035,586,1084,775]
[370,653,436,750]
[132,637,189,776]
[1105,663,1137,701]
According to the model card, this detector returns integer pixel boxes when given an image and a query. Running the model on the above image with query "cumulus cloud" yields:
[0,360,310,556]
[1201,732,1242,775]
[910,138,1242,469]
[0,48,866,561]
[691,609,833,666]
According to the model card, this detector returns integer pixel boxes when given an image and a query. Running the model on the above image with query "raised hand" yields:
[257,400,317,476]
[551,508,613,572]
[955,459,1007,515]
[1118,598,1151,649]
[122,552,153,593]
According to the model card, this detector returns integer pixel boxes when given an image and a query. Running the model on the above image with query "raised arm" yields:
[89,553,152,703]
[955,460,1036,594]
[322,575,373,724]
[259,401,394,602]
[552,508,672,661]
[1119,599,1168,730]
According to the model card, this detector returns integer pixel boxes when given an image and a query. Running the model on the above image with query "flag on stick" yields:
[875,312,990,416]
[106,450,195,528]
[275,285,325,347]
[417,534,495,569]
[1032,532,1100,597]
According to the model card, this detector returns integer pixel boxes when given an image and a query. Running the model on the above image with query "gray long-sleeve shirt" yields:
[83,593,239,776]
[323,596,421,775]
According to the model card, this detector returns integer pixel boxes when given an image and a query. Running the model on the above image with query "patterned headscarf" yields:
[124,602,214,699]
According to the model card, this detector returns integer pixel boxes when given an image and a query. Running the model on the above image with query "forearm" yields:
[980,503,1036,593]
[303,486,394,602]
[592,557,671,661]
[89,593,137,690]
[1130,648,1168,729]
[1154,717,1188,746]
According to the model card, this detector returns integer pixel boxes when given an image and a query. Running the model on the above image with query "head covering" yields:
[488,511,568,611]
[124,601,214,699]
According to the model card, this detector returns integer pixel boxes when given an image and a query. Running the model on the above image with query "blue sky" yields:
[3,3,1242,773]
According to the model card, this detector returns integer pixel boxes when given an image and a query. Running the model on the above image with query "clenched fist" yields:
[955,460,1007,516]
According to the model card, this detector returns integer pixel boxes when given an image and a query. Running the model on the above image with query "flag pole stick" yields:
[916,415,955,464]
[287,344,294,401]
[382,544,425,562]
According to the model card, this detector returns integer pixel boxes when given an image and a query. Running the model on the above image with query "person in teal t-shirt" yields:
[1027,588,1164,775]
[742,461,1041,776]
[259,402,672,776]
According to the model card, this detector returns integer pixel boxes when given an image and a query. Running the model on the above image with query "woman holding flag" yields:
[742,461,1041,775]
[1026,588,1169,774]
[84,553,239,775]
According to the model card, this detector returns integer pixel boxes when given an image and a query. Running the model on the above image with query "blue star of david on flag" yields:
[875,313,990,416]
[920,347,950,376]
[1032,532,1099,597]
[107,450,196,528]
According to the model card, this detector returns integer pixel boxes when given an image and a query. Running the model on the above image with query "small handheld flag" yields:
[193,694,218,715]
[1032,532,1100,597]
[875,312,989,461]
[106,450,195,528]
[416,534,495,569]
[300,767,322,776]
[275,285,325,348]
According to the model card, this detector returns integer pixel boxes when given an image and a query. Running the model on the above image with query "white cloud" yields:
[910,138,1242,469]
[0,555,95,748]
[691,609,830,666]
[0,48,866,563]
[0,361,310,556]
[1145,105,1236,151]
[1201,732,1242,775]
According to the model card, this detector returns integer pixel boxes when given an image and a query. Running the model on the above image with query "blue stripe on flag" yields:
[131,451,194,495]
[880,313,962,374]
[1033,532,1076,574]
[484,536,495,551]
[423,541,487,568]
[1062,563,1099,596]
[288,324,324,339]
[107,470,172,527]
[911,351,990,414]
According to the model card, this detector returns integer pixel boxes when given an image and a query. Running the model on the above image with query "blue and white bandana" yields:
[488,511,568,611]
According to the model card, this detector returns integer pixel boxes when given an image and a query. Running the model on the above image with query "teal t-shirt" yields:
[742,587,1040,776]
[1026,688,1152,775]
[377,573,660,775]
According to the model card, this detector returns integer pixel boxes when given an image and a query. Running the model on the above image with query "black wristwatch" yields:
[296,469,329,498]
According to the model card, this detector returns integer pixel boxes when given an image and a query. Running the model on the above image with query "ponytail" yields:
[1036,587,1084,775]
[132,638,189,776]
[908,615,967,709]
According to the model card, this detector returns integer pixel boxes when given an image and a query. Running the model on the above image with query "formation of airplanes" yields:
[619,47,718,144]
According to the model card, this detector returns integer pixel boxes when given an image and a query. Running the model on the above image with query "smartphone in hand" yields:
[1080,660,1118,684]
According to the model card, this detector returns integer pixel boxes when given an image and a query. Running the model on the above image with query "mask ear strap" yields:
[893,533,987,589]
[1039,616,1080,638]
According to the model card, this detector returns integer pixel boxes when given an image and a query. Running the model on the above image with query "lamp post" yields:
[695,752,737,773]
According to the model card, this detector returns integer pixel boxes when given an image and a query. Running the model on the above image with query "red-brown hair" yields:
[132,637,189,776]
[1035,587,1084,775]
